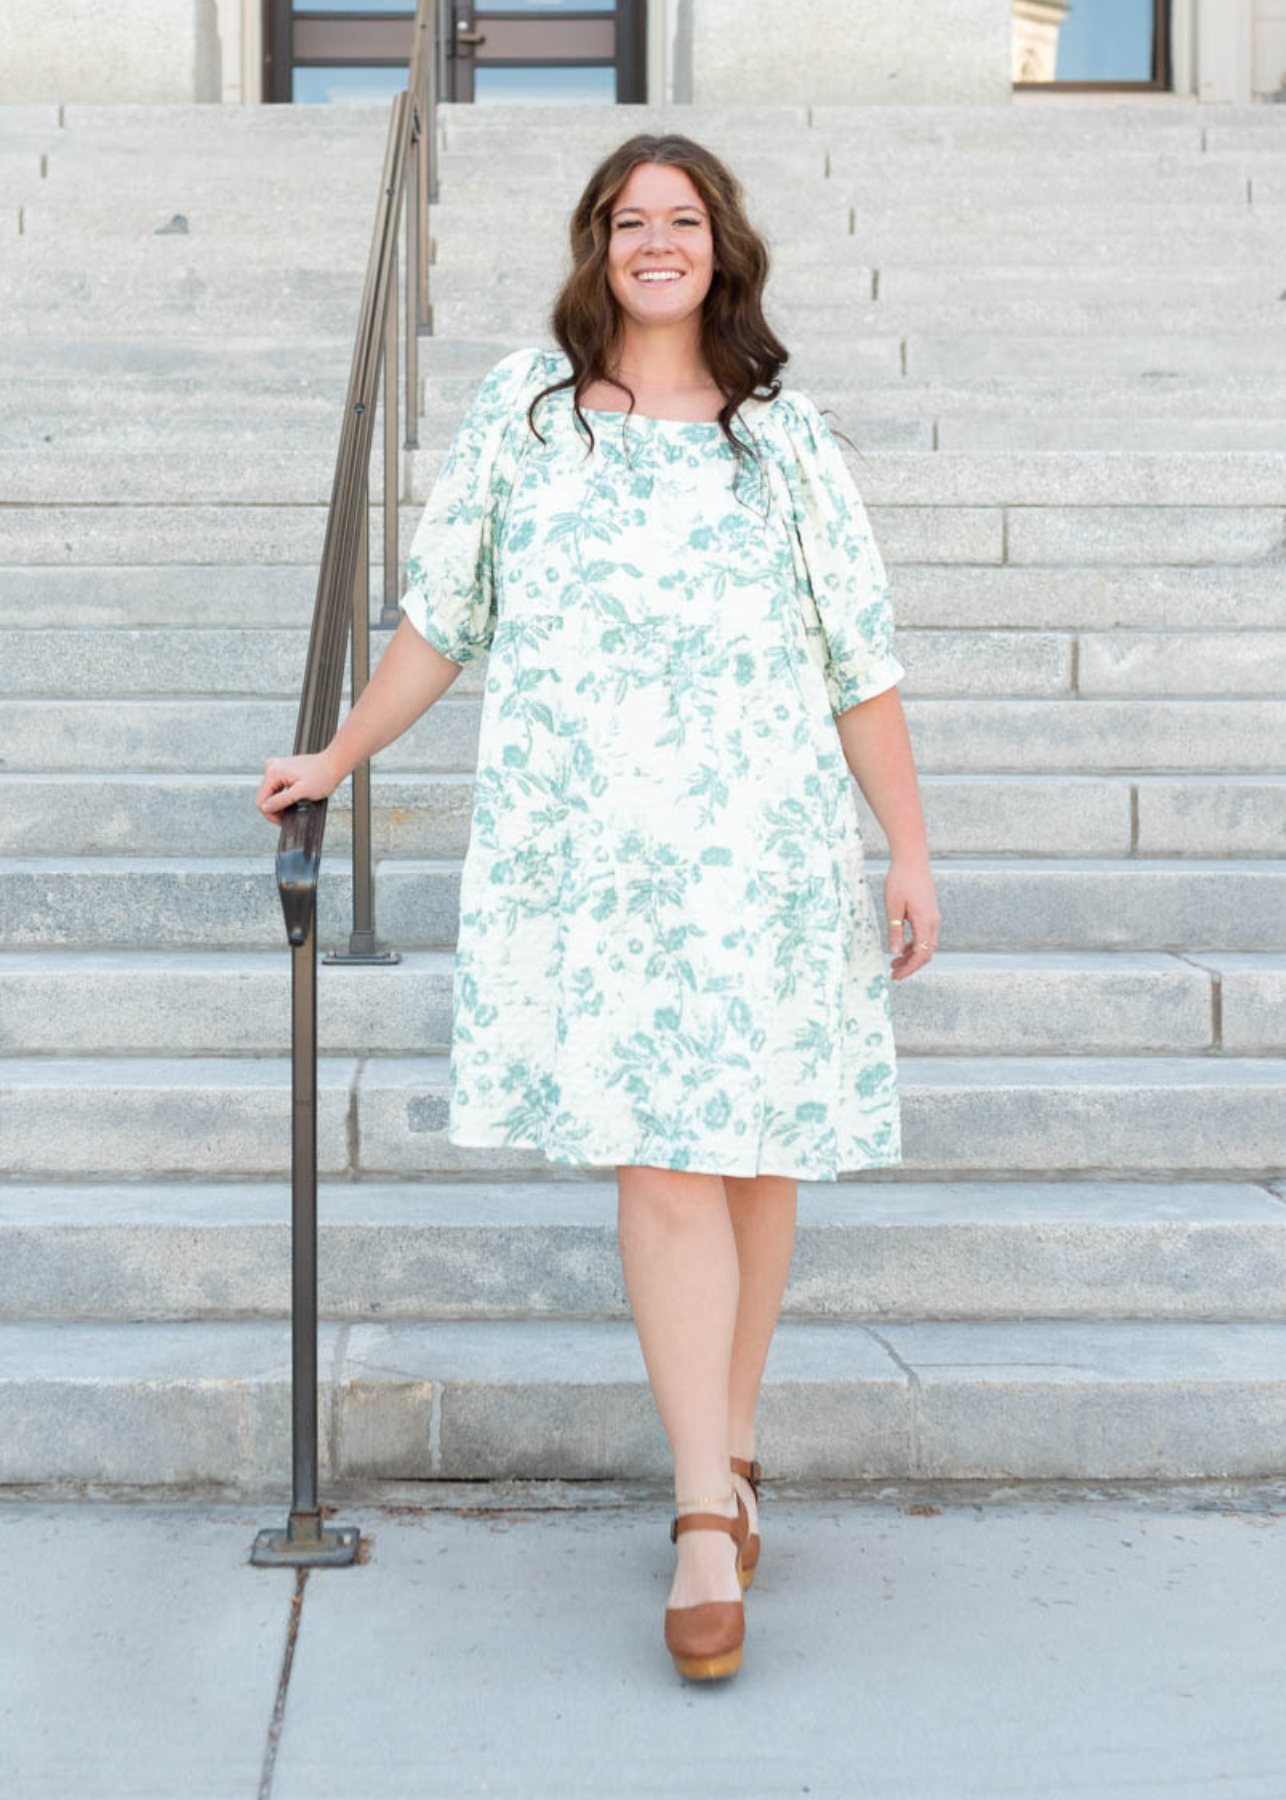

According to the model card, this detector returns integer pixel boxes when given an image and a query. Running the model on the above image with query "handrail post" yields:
[251,892,358,1567]
[254,4,436,1568]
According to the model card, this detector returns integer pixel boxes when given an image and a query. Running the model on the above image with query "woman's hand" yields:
[255,749,342,822]
[885,854,940,981]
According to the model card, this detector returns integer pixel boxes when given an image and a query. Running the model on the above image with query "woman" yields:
[257,134,940,1683]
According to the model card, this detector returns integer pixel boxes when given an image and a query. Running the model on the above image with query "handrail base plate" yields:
[251,1521,360,1567]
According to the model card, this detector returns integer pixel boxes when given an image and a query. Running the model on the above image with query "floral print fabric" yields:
[399,344,905,1178]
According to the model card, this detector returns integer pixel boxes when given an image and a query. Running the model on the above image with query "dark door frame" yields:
[263,1,646,105]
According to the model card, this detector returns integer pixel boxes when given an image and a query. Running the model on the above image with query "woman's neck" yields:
[607,321,712,394]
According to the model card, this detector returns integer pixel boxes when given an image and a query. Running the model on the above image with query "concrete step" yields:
[6,767,1285,859]
[13,403,1286,455]
[436,99,1218,147]
[0,949,1281,1058]
[430,152,1286,211]
[11,199,377,243]
[15,391,1286,460]
[6,558,1279,633]
[2,619,1282,702]
[424,190,1282,229]
[2,854,1286,953]
[4,469,1286,556]
[33,100,397,133]
[0,334,353,384]
[430,258,1286,307]
[429,219,1285,270]
[2,693,1281,775]
[15,335,1286,415]
[16,253,1286,340]
[17,196,1282,267]
[13,1051,1285,1181]
[3,764,1284,857]
[2,1177,1283,1324]
[428,168,1264,215]
[3,1314,1285,1484]
[934,418,1286,451]
[8,423,1286,509]
[2,273,366,340]
[428,296,1286,341]
[414,333,1286,395]
[27,149,380,193]
[405,329,1286,388]
[431,145,1254,202]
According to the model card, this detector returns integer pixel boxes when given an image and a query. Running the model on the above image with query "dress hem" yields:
[444,1129,903,1182]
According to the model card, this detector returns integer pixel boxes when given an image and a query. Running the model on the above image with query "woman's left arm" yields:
[835,686,940,981]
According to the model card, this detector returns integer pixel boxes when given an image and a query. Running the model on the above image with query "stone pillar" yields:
[1011,0,1072,84]
[687,0,1014,105]
[0,0,223,103]
[1194,0,1255,104]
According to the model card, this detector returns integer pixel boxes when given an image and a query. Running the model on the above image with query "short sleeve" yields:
[776,391,905,715]
[399,345,547,666]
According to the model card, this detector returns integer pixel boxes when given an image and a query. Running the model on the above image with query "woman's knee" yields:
[616,1164,727,1221]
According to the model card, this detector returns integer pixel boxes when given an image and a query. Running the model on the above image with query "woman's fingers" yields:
[256,752,337,820]
[256,761,300,818]
[885,885,941,980]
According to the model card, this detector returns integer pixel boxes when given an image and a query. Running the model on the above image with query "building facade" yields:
[0,1,1282,109]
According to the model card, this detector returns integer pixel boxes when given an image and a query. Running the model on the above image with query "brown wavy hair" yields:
[524,133,790,471]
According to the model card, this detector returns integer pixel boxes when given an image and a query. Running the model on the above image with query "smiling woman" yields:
[259,128,937,1687]
[392,130,934,1679]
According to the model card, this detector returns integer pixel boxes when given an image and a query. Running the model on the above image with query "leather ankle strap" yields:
[730,1456,762,1494]
[670,1511,741,1544]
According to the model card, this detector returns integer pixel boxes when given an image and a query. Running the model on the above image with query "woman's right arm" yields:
[257,343,544,824]
[255,617,464,820]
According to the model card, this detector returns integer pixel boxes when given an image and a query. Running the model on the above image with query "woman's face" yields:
[605,160,719,332]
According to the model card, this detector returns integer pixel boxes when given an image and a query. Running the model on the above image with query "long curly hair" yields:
[524,133,790,472]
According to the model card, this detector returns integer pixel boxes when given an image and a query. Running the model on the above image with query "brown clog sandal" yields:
[664,1510,746,1680]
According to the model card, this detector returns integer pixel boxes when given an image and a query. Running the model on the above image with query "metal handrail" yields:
[251,0,441,1568]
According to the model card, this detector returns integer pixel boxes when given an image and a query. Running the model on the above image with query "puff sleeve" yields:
[777,391,905,715]
[399,344,547,665]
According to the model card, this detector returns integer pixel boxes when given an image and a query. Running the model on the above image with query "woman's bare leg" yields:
[725,1174,799,1538]
[617,1163,743,1608]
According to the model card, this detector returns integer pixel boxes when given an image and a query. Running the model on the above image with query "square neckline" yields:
[574,403,727,430]
[545,348,777,430]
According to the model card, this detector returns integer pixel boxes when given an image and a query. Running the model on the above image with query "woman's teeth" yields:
[636,271,683,282]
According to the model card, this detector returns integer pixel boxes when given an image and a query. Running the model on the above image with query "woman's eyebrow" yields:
[610,203,708,219]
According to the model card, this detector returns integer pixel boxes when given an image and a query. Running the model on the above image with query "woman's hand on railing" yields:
[256,749,343,822]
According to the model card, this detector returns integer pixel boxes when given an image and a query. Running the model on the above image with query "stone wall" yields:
[0,0,222,103]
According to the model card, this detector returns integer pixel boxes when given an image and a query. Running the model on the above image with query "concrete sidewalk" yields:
[2,1478,1284,1800]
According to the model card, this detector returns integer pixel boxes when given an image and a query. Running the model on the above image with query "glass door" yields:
[264,0,645,105]
[446,2,643,104]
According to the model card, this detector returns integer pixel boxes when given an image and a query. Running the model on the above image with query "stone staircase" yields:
[2,97,1285,1494]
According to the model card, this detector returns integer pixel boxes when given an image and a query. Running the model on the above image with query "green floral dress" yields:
[400,344,905,1180]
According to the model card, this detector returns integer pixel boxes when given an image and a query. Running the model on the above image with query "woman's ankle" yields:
[674,1483,739,1520]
